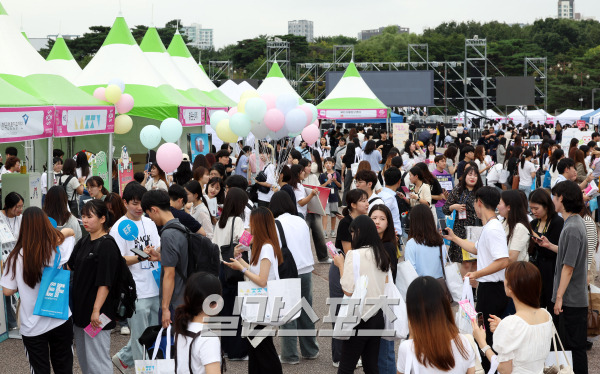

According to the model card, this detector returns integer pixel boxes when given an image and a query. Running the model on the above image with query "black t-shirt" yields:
[430,178,443,206]
[280,184,298,214]
[68,234,121,329]
[342,153,355,169]
[167,207,201,233]
[456,160,467,179]
[531,214,564,261]
[335,215,353,251]
[376,139,394,161]
[383,241,398,282]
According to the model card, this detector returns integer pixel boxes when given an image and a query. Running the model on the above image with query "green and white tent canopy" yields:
[317,62,388,120]
[140,26,221,109]
[76,15,202,122]
[257,62,303,103]
[46,35,82,84]
[167,30,235,108]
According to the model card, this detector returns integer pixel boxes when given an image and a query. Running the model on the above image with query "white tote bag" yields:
[498,167,510,184]
[238,265,301,327]
[350,153,361,176]
[442,248,463,302]
[395,260,418,299]
[334,250,368,340]
[454,277,475,334]
[381,269,409,341]
[135,326,176,374]
[544,324,574,374]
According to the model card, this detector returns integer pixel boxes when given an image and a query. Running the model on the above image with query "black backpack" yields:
[91,235,137,320]
[161,222,220,280]
[275,220,299,279]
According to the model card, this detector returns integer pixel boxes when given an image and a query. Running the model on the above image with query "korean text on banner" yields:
[393,123,409,150]
[317,109,388,120]
[0,106,54,143]
[53,106,116,137]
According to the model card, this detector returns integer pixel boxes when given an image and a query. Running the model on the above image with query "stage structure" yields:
[249,39,291,80]
[524,57,548,112]
[208,61,232,81]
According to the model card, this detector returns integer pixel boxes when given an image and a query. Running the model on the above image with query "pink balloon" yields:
[228,107,238,117]
[264,109,285,132]
[261,93,277,110]
[156,142,183,173]
[93,87,106,101]
[115,93,134,114]
[301,124,320,145]
[298,105,313,127]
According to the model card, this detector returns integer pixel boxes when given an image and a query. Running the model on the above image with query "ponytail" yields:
[173,304,193,336]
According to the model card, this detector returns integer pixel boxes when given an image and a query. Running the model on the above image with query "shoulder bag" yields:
[219,217,249,285]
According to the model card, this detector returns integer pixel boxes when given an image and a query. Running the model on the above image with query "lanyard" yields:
[536,219,550,235]
[5,215,17,236]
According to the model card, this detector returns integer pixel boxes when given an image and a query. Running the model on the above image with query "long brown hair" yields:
[407,204,444,247]
[43,186,71,226]
[249,207,283,266]
[407,276,469,370]
[5,207,65,288]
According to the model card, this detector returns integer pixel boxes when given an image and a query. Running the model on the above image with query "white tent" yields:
[507,109,554,125]
[238,81,256,93]
[257,62,302,101]
[589,112,600,125]
[218,80,242,102]
[555,109,594,125]
[45,35,82,84]
[454,109,503,123]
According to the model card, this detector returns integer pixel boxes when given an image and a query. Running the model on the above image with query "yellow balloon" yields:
[237,98,248,113]
[114,114,133,134]
[105,84,122,104]
[216,119,239,143]
[240,90,259,101]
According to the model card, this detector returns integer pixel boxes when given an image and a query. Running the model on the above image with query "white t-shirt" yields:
[367,192,384,212]
[145,178,168,192]
[76,167,91,182]
[1,210,22,239]
[176,322,221,374]
[109,216,161,299]
[41,172,59,194]
[503,221,530,262]
[249,243,279,281]
[0,237,75,336]
[397,335,475,374]
[275,213,314,275]
[190,203,214,239]
[293,183,309,216]
[257,163,276,202]
[58,174,80,201]
[475,218,509,282]
[518,160,536,186]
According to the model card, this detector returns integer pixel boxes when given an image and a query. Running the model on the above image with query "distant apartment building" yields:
[358,25,409,41]
[557,0,574,19]
[288,20,314,42]
[181,23,213,50]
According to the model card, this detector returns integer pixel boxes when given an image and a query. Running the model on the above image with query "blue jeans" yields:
[378,338,396,374]
[435,206,445,227]
[116,296,160,366]
[280,272,319,361]
[518,184,531,198]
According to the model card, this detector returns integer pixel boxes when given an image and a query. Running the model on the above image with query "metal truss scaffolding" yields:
[267,40,290,78]
[208,61,232,81]
[524,57,548,112]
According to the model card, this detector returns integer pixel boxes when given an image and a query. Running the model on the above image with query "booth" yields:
[507,109,554,125]
[555,109,594,125]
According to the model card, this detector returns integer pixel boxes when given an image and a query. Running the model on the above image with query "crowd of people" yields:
[0,118,597,374]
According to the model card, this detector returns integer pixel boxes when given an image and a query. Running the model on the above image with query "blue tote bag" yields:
[33,250,70,320]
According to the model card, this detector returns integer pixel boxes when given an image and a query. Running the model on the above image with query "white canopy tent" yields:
[454,109,503,124]
[507,109,554,125]
[555,109,594,125]
[218,80,242,102]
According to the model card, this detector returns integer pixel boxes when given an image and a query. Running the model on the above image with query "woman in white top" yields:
[319,137,331,159]
[517,149,536,197]
[224,207,284,374]
[333,215,391,372]
[548,149,564,188]
[41,157,63,203]
[184,180,214,239]
[173,272,222,374]
[1,191,24,239]
[144,163,169,192]
[474,145,492,182]
[289,164,319,219]
[75,151,91,182]
[44,186,83,242]
[397,276,475,374]
[402,140,423,171]
[1,207,76,374]
[269,191,319,363]
[498,190,533,263]
[400,166,432,209]
[58,159,85,213]
[471,261,552,374]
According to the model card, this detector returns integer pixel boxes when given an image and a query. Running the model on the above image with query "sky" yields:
[3,0,600,48]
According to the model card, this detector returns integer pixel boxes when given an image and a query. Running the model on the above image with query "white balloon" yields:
[285,108,308,134]
[276,93,299,115]
[250,121,270,139]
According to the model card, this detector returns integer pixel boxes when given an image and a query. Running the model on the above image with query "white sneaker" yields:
[278,355,300,365]
[319,258,333,264]
[357,358,362,367]
[112,354,133,374]
[324,231,328,239]
[120,326,130,335]
[332,361,340,368]
[330,230,336,238]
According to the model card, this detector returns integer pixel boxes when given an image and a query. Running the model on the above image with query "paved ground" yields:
[1,238,599,373]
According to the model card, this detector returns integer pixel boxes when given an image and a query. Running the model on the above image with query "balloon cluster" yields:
[209,90,319,144]
[93,78,135,135]
[139,118,184,173]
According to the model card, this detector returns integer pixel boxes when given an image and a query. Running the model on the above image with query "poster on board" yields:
[118,146,134,196]
[91,151,109,188]
[561,128,593,149]
[187,133,212,163]
[393,123,409,150]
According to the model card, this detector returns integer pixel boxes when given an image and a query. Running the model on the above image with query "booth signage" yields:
[53,106,115,137]
[179,107,206,126]
[318,108,388,120]
[0,106,54,142]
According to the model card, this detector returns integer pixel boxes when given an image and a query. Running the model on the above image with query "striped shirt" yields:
[583,215,598,271]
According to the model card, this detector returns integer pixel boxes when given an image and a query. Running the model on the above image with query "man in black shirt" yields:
[456,145,475,180]
[166,185,206,235]
[376,130,394,161]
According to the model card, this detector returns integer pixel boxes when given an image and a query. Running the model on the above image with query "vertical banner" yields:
[118,146,134,196]
[91,151,109,188]
[187,133,211,163]
[393,123,409,150]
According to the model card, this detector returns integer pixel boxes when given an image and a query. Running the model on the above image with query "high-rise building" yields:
[288,20,314,42]
[358,25,409,41]
[557,0,574,19]
[181,23,213,50]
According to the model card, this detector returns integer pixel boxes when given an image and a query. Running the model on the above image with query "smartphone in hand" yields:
[439,219,449,236]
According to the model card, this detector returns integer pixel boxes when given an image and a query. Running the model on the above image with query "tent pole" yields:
[47,137,53,195]
[108,133,113,193]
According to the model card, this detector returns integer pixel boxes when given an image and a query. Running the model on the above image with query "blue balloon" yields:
[118,219,139,241]
[160,118,183,143]
[276,93,299,115]
[48,217,57,228]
